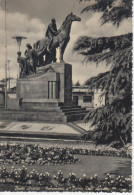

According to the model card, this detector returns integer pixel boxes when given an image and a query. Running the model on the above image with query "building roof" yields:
[72,86,93,93]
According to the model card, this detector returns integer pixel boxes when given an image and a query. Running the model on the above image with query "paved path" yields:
[0,120,88,140]
[0,121,80,134]
[73,121,94,131]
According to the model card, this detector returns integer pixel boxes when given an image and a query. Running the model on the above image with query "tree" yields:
[75,80,81,86]
[73,0,132,146]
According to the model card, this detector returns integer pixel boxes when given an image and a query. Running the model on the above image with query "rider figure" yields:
[45,18,58,51]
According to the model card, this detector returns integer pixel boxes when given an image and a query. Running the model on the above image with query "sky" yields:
[0,0,132,86]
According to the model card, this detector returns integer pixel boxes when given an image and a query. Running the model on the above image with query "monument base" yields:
[1,105,88,123]
[5,62,88,123]
[16,62,72,106]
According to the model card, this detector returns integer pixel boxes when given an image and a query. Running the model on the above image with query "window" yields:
[83,96,92,102]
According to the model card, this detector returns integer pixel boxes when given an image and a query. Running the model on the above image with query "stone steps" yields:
[0,110,67,122]
[61,107,86,113]
[60,105,81,109]
[0,103,88,122]
[64,110,88,116]
[61,107,85,111]
[19,108,87,116]
[59,106,88,122]
[20,107,62,112]
[22,102,60,108]
[21,102,80,110]
[66,113,87,122]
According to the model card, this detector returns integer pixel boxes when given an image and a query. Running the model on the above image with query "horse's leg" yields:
[20,68,22,78]
[33,63,36,74]
[24,62,27,77]
[48,51,54,64]
[52,48,56,63]
[31,66,34,74]
[28,66,31,75]
[59,40,68,62]
[32,65,35,74]
[44,52,50,65]
[36,56,41,67]
[26,63,29,76]
[28,64,32,75]
[40,55,44,66]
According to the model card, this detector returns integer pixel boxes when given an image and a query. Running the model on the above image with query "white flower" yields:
[83,174,87,178]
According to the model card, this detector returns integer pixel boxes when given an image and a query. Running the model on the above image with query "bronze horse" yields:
[34,13,81,65]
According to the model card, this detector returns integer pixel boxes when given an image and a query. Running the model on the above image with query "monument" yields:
[17,62,72,106]
[5,13,88,122]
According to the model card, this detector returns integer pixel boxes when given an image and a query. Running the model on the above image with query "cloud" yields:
[64,12,132,84]
[0,10,46,79]
[72,61,110,85]
[85,12,132,37]
[0,9,132,85]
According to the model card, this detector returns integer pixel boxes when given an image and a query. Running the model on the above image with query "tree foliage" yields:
[79,0,132,26]
[74,0,132,146]
[75,80,81,86]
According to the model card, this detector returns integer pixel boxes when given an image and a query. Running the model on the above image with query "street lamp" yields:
[11,36,27,78]
[11,36,27,51]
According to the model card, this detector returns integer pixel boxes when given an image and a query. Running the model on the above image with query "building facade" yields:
[72,86,105,108]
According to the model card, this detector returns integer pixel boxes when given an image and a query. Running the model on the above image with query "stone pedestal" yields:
[16,62,72,106]
[4,62,88,123]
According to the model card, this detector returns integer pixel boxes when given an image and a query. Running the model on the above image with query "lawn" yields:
[1,155,131,179]
[0,142,131,192]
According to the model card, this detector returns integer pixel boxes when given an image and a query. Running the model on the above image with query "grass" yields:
[2,155,131,179]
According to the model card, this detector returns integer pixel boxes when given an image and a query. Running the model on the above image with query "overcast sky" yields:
[0,0,132,86]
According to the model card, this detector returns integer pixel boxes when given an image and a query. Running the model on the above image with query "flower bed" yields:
[0,166,131,192]
[68,147,131,158]
[0,143,131,166]
[0,143,78,165]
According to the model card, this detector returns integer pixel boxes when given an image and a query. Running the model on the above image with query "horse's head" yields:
[59,13,81,33]
[66,12,81,22]
[69,12,81,22]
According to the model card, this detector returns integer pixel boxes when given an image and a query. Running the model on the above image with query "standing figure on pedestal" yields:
[24,43,36,74]
[17,52,28,78]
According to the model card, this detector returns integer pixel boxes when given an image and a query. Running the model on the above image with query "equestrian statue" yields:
[18,13,81,77]
[34,12,81,65]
